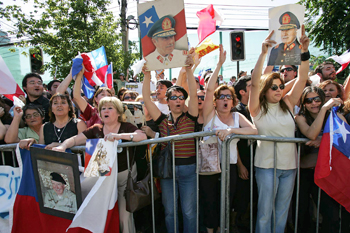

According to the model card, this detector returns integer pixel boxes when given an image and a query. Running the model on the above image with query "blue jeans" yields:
[255,167,296,233]
[160,163,197,233]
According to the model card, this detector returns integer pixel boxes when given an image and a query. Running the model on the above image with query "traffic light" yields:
[30,49,44,74]
[230,31,245,61]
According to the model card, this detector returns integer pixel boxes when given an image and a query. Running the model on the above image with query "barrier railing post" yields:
[149,144,156,233]
[273,142,277,233]
[196,137,199,233]
[316,187,321,233]
[172,141,176,233]
[250,140,254,233]
[294,143,301,233]
[225,137,231,232]
[220,137,227,232]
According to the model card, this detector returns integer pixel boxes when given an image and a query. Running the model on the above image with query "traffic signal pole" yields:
[237,61,239,77]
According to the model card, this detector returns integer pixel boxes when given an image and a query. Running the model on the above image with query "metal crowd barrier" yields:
[0,132,344,233]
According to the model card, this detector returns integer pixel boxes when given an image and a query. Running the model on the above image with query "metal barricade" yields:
[0,132,345,233]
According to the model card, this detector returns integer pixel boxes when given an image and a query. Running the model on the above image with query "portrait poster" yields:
[138,0,188,71]
[267,4,305,66]
[30,147,82,220]
[125,82,143,94]
[84,139,118,177]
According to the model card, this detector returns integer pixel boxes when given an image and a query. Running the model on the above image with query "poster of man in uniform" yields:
[138,0,188,71]
[267,4,305,66]
[30,147,82,220]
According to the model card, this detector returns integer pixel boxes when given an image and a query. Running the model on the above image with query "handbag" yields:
[152,114,173,179]
[198,113,221,175]
[124,151,160,213]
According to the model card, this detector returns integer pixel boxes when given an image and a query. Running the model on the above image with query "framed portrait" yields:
[122,102,145,128]
[138,0,188,71]
[267,4,305,66]
[30,147,82,220]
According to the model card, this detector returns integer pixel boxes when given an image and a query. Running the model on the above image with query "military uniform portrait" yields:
[267,4,305,66]
[138,0,188,71]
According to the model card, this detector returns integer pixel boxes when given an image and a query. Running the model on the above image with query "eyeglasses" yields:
[28,81,43,85]
[270,84,285,91]
[124,96,136,100]
[197,96,205,101]
[25,112,40,119]
[218,94,233,100]
[304,96,321,104]
[169,95,185,101]
[280,67,294,73]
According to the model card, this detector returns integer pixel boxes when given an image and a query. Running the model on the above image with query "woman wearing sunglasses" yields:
[248,26,310,233]
[295,86,347,232]
[200,45,257,233]
[121,91,138,102]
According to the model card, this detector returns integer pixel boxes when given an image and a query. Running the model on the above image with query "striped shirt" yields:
[155,112,197,159]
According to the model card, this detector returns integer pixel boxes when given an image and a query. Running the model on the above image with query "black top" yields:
[26,95,50,123]
[44,118,78,145]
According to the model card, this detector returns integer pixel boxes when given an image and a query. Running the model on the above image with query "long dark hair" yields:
[258,73,289,116]
[49,93,76,123]
[298,86,326,126]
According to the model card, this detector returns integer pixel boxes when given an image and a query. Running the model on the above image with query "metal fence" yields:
[0,132,344,233]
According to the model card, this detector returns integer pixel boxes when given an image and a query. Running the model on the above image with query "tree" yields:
[0,0,139,80]
[299,0,350,79]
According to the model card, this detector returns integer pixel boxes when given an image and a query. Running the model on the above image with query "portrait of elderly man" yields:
[44,172,77,214]
[145,15,187,70]
[268,11,302,66]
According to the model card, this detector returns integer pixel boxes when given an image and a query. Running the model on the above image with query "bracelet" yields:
[301,50,310,61]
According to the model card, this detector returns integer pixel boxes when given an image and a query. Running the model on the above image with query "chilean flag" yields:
[196,4,224,45]
[314,106,350,213]
[72,46,108,87]
[81,77,96,99]
[328,49,350,74]
[139,5,187,57]
[101,63,113,89]
[197,68,205,86]
[0,55,25,101]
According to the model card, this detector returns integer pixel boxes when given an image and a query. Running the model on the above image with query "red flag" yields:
[314,107,350,212]
[196,4,224,45]
[328,49,350,74]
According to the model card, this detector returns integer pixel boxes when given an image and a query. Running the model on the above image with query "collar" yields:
[156,50,174,64]
[284,39,297,51]
[168,112,185,130]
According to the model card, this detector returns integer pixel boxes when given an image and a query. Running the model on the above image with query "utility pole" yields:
[121,0,128,53]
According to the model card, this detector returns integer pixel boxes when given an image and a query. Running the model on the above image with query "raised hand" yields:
[218,44,226,65]
[262,30,276,55]
[299,25,310,52]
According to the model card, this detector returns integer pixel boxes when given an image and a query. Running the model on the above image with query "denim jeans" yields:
[255,167,296,233]
[160,163,197,233]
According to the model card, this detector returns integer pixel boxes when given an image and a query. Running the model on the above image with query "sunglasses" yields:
[198,96,205,101]
[304,96,321,104]
[280,67,294,73]
[169,95,185,101]
[218,94,233,100]
[124,96,136,100]
[270,84,285,91]
[25,112,41,119]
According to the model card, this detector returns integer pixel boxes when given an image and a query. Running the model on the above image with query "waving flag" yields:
[81,77,95,99]
[328,49,350,74]
[197,68,205,85]
[196,4,224,45]
[0,55,25,101]
[315,106,350,212]
[101,63,113,89]
[72,46,108,87]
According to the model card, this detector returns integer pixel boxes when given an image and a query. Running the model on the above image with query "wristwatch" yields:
[130,134,134,142]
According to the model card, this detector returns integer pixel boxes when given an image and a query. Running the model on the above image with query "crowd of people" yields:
[2,25,350,233]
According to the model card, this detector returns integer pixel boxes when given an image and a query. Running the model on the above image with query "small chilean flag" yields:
[328,49,350,74]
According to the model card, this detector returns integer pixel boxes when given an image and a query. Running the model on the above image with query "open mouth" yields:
[104,114,109,118]
[176,104,181,108]
[224,103,228,108]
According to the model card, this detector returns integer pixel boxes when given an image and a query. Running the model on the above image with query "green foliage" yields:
[1,0,139,81]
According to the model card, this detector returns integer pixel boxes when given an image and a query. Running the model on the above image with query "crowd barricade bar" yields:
[5,133,347,233]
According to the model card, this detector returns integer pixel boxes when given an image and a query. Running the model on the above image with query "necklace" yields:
[54,118,72,143]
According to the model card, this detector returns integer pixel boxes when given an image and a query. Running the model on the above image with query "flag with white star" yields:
[139,5,159,39]
[315,106,350,212]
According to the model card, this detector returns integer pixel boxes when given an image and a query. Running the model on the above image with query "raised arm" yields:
[284,25,310,108]
[56,70,73,94]
[176,67,188,94]
[248,31,276,117]
[142,66,161,121]
[186,48,198,117]
[202,45,226,122]
[4,106,23,143]
[73,69,88,112]
[343,74,350,100]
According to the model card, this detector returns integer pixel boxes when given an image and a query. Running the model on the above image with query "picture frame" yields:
[30,147,82,220]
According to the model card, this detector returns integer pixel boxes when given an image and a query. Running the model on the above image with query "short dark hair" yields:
[166,85,188,100]
[47,80,61,91]
[315,61,335,74]
[22,104,44,121]
[279,65,298,72]
[238,71,246,78]
[22,73,43,89]
[157,80,173,89]
[234,75,251,101]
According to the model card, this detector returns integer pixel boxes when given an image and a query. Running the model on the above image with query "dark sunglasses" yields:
[304,96,321,104]
[169,95,185,101]
[218,94,233,100]
[197,96,205,101]
[124,96,136,100]
[270,84,285,91]
[280,67,294,73]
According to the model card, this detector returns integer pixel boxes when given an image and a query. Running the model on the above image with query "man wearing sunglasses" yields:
[279,65,297,83]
